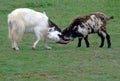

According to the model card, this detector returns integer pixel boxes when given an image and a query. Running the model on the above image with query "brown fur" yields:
[69,12,114,32]
[62,12,114,48]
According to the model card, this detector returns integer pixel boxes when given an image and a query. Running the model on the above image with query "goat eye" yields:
[48,29,52,32]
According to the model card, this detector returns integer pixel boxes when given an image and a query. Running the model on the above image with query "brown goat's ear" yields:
[73,26,78,31]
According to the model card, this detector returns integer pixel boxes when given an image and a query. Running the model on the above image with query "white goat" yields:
[8,8,62,50]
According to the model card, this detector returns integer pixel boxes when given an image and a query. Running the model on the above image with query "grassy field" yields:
[0,0,120,81]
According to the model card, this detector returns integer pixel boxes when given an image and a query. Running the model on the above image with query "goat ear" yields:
[73,26,78,31]
[48,26,55,32]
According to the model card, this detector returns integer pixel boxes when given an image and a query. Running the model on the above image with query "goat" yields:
[8,8,66,50]
[60,12,114,48]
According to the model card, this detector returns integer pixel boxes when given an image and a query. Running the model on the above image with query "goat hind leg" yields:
[106,33,111,48]
[97,32,105,48]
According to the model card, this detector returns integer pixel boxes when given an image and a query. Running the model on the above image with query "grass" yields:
[0,0,120,81]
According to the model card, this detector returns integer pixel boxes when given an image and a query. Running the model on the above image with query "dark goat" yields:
[61,12,114,48]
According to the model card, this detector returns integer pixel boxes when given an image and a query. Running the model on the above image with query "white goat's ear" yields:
[43,12,46,15]
[48,26,55,32]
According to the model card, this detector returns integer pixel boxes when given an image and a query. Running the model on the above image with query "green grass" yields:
[0,0,120,81]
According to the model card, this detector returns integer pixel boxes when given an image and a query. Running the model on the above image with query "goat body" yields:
[8,8,62,50]
[61,12,114,48]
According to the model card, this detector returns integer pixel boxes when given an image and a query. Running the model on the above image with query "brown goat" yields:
[61,12,114,48]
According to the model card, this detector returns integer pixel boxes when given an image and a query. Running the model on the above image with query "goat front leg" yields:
[44,38,51,50]
[84,35,90,48]
[77,38,82,47]
[12,40,19,51]
[32,39,40,50]
[32,31,41,50]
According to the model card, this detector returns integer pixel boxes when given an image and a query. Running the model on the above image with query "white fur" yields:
[78,25,88,37]
[77,15,103,36]
[8,8,61,50]
[48,30,61,41]
[86,15,103,32]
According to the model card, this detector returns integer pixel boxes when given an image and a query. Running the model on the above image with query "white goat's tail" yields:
[8,20,24,41]
[43,11,46,15]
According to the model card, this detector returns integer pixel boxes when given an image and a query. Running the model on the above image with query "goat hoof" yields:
[32,47,36,50]
[45,47,52,50]
[86,46,90,48]
[99,46,103,48]
[13,48,16,50]
[108,46,111,48]
[77,45,81,47]
[13,48,19,51]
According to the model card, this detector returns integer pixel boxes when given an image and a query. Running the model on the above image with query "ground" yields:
[0,0,120,81]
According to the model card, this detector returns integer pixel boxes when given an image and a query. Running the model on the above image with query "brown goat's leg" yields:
[97,32,105,48]
[77,38,82,47]
[106,33,111,48]
[84,35,90,48]
[99,37,105,48]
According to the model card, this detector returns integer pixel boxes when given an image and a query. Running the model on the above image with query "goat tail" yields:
[107,16,114,21]
[8,20,24,41]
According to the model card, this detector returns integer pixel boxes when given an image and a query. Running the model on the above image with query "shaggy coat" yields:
[61,12,114,48]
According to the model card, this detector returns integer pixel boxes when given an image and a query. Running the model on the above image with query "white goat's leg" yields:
[32,39,40,49]
[44,39,51,50]
[32,32,40,49]
[12,40,19,51]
